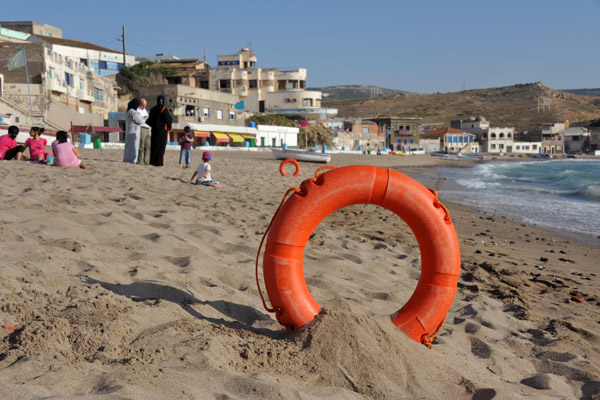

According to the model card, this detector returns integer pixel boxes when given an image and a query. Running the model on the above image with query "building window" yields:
[185,105,195,116]
[93,87,104,101]
[491,144,496,149]
[80,80,83,89]
[491,133,496,139]
[302,98,313,107]
[249,80,258,89]
[65,72,74,87]
[229,111,236,120]
[217,109,223,120]
[199,80,209,89]
[316,99,321,107]
[100,61,107,69]
[508,133,512,138]
[47,68,53,78]
[219,80,231,89]
[532,145,536,150]
[516,145,521,150]
[203,107,210,117]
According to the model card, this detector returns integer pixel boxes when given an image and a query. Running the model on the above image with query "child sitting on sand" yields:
[187,151,222,187]
[23,127,51,161]
[51,131,92,169]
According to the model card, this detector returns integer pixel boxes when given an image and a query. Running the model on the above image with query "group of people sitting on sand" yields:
[0,125,91,169]
[1,122,221,186]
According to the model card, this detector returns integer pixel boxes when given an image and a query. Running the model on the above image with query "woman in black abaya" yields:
[147,95,172,166]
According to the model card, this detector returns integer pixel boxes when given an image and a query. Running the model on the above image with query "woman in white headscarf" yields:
[123,98,143,163]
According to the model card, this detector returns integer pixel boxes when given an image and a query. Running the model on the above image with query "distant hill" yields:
[323,82,600,129]
[560,88,600,97]
[308,85,408,101]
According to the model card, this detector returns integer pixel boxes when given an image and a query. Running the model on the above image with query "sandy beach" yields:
[0,149,598,399]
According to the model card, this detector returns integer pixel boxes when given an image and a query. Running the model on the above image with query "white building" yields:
[256,125,298,148]
[512,141,542,154]
[211,48,336,119]
[483,127,515,153]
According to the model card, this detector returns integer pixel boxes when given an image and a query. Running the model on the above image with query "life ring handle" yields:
[279,158,300,177]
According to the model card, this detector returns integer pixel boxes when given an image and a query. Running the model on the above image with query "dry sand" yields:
[0,149,598,399]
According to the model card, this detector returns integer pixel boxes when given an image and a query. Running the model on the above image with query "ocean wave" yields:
[582,184,600,202]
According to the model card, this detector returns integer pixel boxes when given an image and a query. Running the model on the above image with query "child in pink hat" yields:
[187,151,222,187]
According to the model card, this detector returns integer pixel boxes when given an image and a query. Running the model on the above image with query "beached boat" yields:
[457,153,485,160]
[271,148,331,163]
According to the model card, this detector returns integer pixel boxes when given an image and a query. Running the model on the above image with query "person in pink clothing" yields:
[23,127,51,161]
[0,125,24,161]
[51,131,91,169]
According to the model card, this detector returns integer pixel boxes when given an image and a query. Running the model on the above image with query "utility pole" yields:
[122,25,126,68]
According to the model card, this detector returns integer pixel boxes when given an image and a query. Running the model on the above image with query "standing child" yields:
[22,127,51,161]
[187,151,222,187]
[178,126,194,168]
[51,131,92,169]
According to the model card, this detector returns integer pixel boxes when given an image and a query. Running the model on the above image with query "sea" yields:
[435,159,600,245]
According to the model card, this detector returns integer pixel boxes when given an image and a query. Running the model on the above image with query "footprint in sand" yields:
[472,388,496,400]
[464,322,480,334]
[520,374,552,390]
[164,256,192,269]
[469,336,492,359]
[535,351,576,363]
[123,211,144,221]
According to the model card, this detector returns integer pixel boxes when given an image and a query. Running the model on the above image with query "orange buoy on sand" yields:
[259,165,461,347]
[279,158,300,177]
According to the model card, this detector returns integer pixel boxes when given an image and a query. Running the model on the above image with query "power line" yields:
[118,36,159,54]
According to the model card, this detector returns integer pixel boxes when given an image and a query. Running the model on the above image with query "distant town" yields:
[1,20,598,155]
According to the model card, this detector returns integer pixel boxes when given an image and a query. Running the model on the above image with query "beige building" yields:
[420,127,478,153]
[137,84,244,140]
[210,48,335,118]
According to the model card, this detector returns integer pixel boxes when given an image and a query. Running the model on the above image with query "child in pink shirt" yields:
[23,127,51,161]
[51,131,91,169]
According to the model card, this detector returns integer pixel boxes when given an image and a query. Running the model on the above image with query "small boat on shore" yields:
[272,148,331,163]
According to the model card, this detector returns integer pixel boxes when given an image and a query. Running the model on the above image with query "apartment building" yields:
[210,48,336,118]
[0,22,135,129]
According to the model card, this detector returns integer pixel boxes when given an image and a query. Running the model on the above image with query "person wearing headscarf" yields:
[123,98,143,163]
[147,95,172,166]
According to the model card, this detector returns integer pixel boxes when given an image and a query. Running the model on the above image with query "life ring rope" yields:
[255,165,340,312]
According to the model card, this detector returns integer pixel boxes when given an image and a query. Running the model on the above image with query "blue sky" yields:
[2,0,599,93]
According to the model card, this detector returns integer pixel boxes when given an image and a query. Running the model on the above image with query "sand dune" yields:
[0,149,598,399]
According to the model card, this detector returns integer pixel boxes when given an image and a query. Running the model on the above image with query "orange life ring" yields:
[279,158,300,177]
[262,165,461,345]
